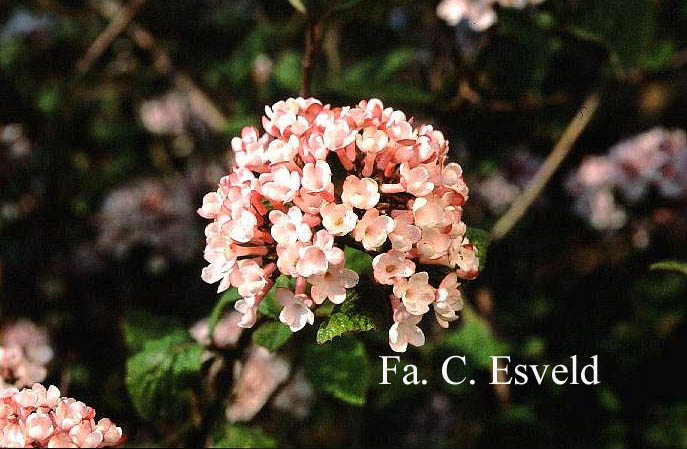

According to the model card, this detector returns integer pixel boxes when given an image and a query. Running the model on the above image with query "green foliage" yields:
[273,50,302,92]
[316,293,376,344]
[465,226,491,271]
[209,288,242,337]
[123,310,184,354]
[126,332,203,421]
[650,260,687,277]
[252,321,292,351]
[213,424,278,448]
[646,403,687,448]
[305,336,370,405]
[573,0,656,69]
[344,245,373,275]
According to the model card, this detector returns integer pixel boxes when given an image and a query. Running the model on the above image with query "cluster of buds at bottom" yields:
[199,97,479,352]
[0,383,123,448]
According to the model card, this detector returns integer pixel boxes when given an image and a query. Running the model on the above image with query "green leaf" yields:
[287,0,307,14]
[316,293,376,344]
[258,275,295,318]
[305,336,370,405]
[650,260,687,277]
[212,424,277,448]
[126,332,203,421]
[574,0,656,68]
[252,321,292,352]
[123,311,184,354]
[465,226,491,271]
[209,288,242,337]
[439,305,509,370]
[344,245,373,275]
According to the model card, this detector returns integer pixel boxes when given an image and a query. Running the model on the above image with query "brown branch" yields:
[491,90,601,241]
[76,0,148,74]
[300,19,324,97]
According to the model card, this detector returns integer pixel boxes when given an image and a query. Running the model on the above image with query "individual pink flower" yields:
[269,207,312,245]
[353,209,395,251]
[227,345,289,423]
[189,313,243,348]
[308,263,359,304]
[449,238,479,280]
[434,272,464,328]
[341,176,380,209]
[276,242,306,276]
[265,134,299,164]
[234,299,260,328]
[222,207,258,243]
[323,120,355,150]
[277,289,314,332]
[416,227,451,260]
[301,160,332,193]
[296,230,345,277]
[372,249,415,285]
[388,211,421,251]
[260,165,301,202]
[197,191,223,219]
[320,203,357,236]
[230,259,268,300]
[400,164,434,197]
[393,272,435,315]
[412,194,449,228]
[388,306,425,353]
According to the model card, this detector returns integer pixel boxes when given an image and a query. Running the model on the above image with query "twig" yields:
[300,18,324,97]
[93,0,228,132]
[490,91,600,241]
[76,0,148,74]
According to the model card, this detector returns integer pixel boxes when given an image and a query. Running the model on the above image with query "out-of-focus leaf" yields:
[344,245,373,275]
[126,332,203,421]
[646,403,687,448]
[287,0,307,14]
[273,50,302,91]
[213,424,278,448]
[305,336,370,405]
[316,293,376,344]
[123,310,184,354]
[574,0,656,68]
[650,260,687,277]
[209,288,242,337]
[439,304,509,370]
[466,226,491,271]
[252,321,292,351]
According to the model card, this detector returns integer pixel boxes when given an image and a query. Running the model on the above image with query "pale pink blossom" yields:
[388,211,421,251]
[0,384,122,448]
[234,299,260,328]
[296,230,345,277]
[412,195,449,228]
[341,176,380,209]
[301,160,332,193]
[323,120,355,150]
[353,209,395,251]
[276,242,306,276]
[393,272,435,315]
[434,272,464,327]
[449,238,479,280]
[417,227,451,260]
[227,346,289,423]
[260,165,301,202]
[189,312,243,348]
[265,134,300,164]
[389,305,425,353]
[269,207,312,245]
[308,263,359,304]
[372,249,416,285]
[400,164,434,197]
[230,259,268,300]
[320,203,357,236]
[277,289,314,332]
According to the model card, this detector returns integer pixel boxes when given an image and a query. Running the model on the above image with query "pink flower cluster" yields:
[1,320,54,390]
[0,383,123,448]
[567,128,687,231]
[198,97,478,352]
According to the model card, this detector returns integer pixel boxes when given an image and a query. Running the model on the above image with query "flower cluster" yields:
[0,320,54,390]
[199,97,478,352]
[0,383,123,448]
[567,127,687,231]
[437,0,545,31]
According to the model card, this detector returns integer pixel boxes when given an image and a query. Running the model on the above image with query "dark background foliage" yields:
[1,0,686,447]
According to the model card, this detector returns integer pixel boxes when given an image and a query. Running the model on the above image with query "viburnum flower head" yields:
[198,97,479,352]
